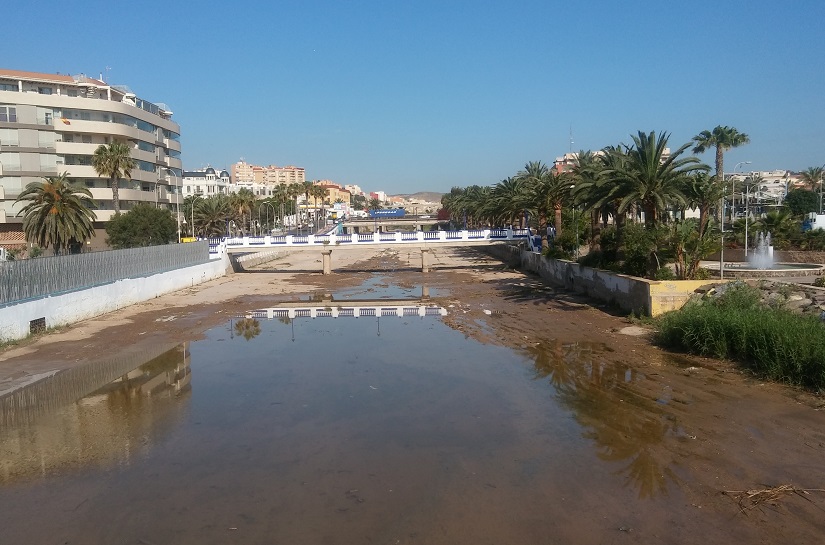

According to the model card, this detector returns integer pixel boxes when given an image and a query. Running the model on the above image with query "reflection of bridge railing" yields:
[242,304,448,320]
[209,229,528,254]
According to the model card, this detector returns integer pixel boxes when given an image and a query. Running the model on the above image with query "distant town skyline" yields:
[4,0,824,194]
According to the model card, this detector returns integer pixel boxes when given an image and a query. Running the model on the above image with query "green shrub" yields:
[656,283,825,391]
[814,276,825,288]
[655,267,677,280]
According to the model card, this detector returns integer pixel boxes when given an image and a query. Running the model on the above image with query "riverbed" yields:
[1,246,823,544]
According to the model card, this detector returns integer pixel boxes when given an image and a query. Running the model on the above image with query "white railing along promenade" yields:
[209,228,529,254]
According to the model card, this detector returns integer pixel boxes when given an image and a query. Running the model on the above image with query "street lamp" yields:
[165,168,180,243]
[720,161,750,278]
[259,201,275,235]
[737,162,752,255]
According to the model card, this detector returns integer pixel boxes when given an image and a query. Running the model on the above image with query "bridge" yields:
[209,228,533,274]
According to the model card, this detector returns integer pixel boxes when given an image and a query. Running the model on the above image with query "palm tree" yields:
[518,161,568,244]
[15,172,97,255]
[680,171,722,238]
[272,183,290,228]
[312,185,330,229]
[198,195,232,237]
[299,181,314,227]
[91,142,135,214]
[287,183,303,230]
[691,126,750,185]
[230,188,256,234]
[491,176,526,228]
[799,166,823,192]
[611,131,706,229]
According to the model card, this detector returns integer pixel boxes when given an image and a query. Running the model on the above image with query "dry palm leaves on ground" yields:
[723,485,825,514]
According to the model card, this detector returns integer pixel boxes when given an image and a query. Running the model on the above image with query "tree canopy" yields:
[92,142,135,214]
[105,204,177,248]
[15,172,97,255]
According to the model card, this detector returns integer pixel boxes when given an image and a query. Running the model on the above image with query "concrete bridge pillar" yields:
[421,248,431,273]
[321,249,332,275]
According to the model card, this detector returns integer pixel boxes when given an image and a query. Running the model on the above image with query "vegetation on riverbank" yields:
[656,283,825,391]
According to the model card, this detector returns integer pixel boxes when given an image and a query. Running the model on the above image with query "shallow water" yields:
[0,278,702,544]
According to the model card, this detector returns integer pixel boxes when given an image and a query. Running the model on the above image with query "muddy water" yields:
[1,281,721,544]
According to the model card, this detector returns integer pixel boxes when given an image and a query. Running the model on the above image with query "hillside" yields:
[392,191,443,203]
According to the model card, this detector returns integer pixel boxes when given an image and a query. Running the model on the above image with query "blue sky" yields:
[5,0,824,194]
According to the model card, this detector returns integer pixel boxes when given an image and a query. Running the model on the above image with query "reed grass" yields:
[656,284,825,391]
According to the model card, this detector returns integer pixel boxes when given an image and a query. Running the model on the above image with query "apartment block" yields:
[0,69,182,232]
[230,160,305,186]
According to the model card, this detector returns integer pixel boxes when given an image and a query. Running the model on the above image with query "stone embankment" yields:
[698,279,825,319]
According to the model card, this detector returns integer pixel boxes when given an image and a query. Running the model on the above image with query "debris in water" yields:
[723,484,825,514]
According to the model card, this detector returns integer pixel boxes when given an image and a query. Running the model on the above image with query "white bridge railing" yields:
[209,228,529,254]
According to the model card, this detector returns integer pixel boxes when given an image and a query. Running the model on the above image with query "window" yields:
[82,135,92,144]
[0,106,17,122]
[0,83,17,92]
[63,134,74,142]
[38,87,53,95]
[67,89,78,97]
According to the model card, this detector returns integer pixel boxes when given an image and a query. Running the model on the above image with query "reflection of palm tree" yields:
[524,339,678,498]
[234,318,261,341]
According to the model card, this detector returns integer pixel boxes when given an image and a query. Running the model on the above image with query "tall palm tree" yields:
[91,141,135,214]
[15,172,97,255]
[691,125,750,185]
[611,131,706,229]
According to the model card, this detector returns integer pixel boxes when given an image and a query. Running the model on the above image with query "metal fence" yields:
[0,242,210,306]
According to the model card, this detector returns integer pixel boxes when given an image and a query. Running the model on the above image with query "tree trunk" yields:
[554,204,562,238]
[111,177,120,214]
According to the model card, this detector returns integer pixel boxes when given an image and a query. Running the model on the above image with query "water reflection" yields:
[0,345,191,484]
[525,340,680,498]
[233,317,261,340]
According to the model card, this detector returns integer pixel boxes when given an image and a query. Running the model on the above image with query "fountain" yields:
[714,231,825,278]
[748,232,774,269]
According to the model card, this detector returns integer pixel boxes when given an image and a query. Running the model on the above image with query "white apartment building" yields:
[0,69,182,231]
[182,167,231,197]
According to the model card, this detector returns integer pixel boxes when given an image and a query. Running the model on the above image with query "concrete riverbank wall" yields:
[0,254,229,342]
[484,244,708,316]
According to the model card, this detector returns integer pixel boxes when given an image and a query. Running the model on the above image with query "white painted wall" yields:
[0,255,229,342]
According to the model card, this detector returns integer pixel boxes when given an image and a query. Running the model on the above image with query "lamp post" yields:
[738,162,752,255]
[720,161,750,279]
[820,166,824,215]
[260,201,275,235]
[165,168,180,243]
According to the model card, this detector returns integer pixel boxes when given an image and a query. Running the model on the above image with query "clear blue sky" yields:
[5,0,824,194]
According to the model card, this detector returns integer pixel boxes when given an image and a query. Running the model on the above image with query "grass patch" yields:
[656,283,825,391]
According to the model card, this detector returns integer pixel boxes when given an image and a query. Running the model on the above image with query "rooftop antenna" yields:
[569,124,574,153]
[103,66,111,83]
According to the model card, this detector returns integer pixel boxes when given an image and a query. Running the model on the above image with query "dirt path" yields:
[2,246,824,543]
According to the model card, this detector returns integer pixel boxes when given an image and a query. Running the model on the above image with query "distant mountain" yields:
[392,191,443,203]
